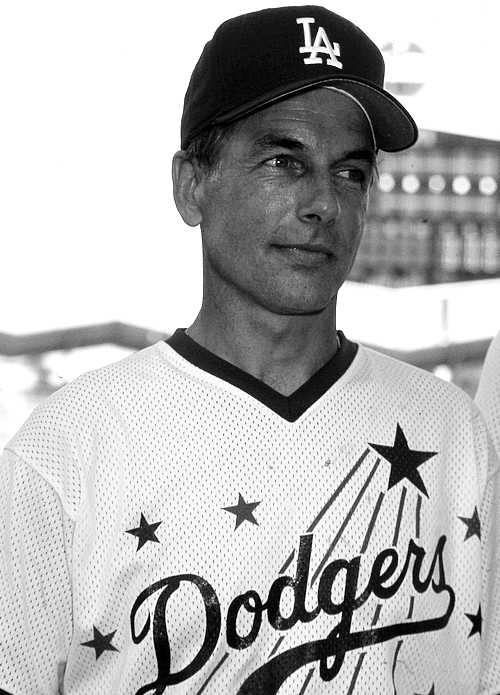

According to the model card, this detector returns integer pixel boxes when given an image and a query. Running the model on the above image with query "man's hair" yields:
[184,122,237,174]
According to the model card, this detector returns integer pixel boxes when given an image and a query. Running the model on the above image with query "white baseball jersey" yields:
[476,330,500,457]
[1,330,499,694]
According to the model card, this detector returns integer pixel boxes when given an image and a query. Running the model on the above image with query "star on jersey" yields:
[466,606,483,637]
[415,686,435,695]
[223,493,261,530]
[126,513,162,550]
[458,507,481,541]
[369,423,437,497]
[81,626,119,659]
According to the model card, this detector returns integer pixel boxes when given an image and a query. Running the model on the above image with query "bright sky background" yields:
[1,0,499,336]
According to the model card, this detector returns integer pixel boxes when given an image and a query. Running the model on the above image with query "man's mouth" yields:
[273,244,332,265]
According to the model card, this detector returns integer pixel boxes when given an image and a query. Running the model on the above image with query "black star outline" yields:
[81,626,119,660]
[368,423,437,497]
[466,606,483,637]
[458,507,481,541]
[223,493,261,530]
[126,513,162,551]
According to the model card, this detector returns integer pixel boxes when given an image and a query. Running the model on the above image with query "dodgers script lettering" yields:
[130,533,454,694]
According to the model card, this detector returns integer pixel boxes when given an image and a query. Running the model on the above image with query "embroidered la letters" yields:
[296,17,343,68]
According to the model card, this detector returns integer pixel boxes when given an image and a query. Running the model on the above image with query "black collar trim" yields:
[166,329,358,422]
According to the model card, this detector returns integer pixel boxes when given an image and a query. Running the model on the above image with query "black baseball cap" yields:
[181,5,418,152]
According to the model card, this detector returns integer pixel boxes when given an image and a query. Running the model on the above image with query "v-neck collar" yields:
[166,329,358,422]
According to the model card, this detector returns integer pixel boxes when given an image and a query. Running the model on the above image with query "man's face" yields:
[194,88,376,317]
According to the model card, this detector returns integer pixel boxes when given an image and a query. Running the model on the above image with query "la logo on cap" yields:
[296,17,343,68]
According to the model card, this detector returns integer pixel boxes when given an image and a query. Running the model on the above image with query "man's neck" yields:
[185,302,339,397]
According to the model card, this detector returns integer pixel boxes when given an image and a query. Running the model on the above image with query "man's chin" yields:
[266,295,336,317]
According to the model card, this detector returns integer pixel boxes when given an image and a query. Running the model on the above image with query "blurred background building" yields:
[344,125,500,405]
[352,129,500,287]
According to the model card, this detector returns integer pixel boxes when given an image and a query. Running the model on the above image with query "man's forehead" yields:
[237,88,375,152]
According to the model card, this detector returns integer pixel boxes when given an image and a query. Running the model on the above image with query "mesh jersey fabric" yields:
[476,330,500,457]
[1,331,500,695]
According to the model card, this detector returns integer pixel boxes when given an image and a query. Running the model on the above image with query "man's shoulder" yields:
[355,342,478,412]
[7,342,173,447]
[47,340,165,402]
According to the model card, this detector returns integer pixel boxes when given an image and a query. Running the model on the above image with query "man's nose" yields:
[296,173,341,225]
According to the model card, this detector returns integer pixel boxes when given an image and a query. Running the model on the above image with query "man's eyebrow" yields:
[340,148,377,167]
[250,133,306,155]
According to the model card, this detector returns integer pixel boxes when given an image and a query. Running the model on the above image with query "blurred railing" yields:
[0,323,169,356]
[363,337,491,371]
[0,322,491,372]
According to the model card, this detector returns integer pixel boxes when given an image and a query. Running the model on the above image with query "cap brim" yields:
[214,76,418,153]
[332,79,418,152]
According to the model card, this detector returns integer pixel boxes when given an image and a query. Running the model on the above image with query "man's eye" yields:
[269,155,291,168]
[337,168,366,183]
[265,155,305,175]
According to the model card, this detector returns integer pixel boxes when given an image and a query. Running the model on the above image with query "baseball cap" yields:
[181,5,418,153]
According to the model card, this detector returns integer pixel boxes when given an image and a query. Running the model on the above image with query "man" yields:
[1,6,499,694]
[476,330,500,455]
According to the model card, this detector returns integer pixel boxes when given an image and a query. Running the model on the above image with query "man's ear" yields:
[172,150,204,227]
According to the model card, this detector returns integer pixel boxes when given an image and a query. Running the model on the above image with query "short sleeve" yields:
[0,449,74,694]
[475,413,500,692]
[476,331,500,456]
